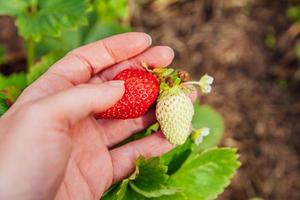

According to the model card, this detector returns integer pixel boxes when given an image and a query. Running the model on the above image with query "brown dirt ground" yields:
[0,16,25,75]
[130,0,300,199]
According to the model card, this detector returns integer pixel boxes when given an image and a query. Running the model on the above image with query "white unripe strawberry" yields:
[156,86,194,145]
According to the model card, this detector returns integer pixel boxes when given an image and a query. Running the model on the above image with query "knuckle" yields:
[101,40,118,63]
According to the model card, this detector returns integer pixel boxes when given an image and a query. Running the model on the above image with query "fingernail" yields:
[106,80,124,87]
[164,46,175,59]
[145,33,152,45]
[165,46,175,57]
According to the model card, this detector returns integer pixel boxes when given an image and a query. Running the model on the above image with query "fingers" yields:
[18,32,151,104]
[34,81,125,127]
[48,32,152,85]
[89,46,175,84]
[136,46,174,67]
[109,132,173,183]
[100,109,156,147]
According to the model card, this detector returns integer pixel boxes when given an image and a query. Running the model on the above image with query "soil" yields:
[130,0,300,199]
[0,16,25,75]
[1,0,300,199]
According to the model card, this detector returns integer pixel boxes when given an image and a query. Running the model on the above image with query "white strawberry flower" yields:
[192,127,210,145]
[199,74,214,94]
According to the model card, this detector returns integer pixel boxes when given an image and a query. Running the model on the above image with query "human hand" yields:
[0,32,175,200]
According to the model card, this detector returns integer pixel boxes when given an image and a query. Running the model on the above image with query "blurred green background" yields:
[0,0,299,199]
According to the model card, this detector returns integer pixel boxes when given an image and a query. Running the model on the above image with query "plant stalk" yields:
[26,38,35,70]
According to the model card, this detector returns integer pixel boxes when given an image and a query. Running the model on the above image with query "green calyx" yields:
[158,85,182,99]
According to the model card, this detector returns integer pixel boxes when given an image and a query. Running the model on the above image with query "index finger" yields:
[18,32,151,104]
[49,32,152,85]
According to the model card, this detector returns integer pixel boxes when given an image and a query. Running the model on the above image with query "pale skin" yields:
[0,32,175,200]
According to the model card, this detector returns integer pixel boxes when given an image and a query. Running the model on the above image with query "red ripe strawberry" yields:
[96,68,159,119]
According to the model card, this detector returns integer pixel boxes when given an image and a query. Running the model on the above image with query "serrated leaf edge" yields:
[169,147,241,200]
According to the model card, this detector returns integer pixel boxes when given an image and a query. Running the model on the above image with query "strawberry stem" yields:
[182,74,214,94]
[182,81,201,86]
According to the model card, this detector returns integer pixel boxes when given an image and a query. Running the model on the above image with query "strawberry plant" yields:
[0,0,130,112]
[0,1,240,199]
[97,65,240,199]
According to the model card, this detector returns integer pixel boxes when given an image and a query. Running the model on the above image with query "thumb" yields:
[39,80,124,126]
[0,81,124,200]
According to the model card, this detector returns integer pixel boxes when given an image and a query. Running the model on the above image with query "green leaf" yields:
[11,0,91,41]
[1,86,22,102]
[0,0,27,16]
[0,73,27,90]
[102,183,121,200]
[154,192,187,200]
[103,149,240,200]
[192,104,224,149]
[36,16,130,56]
[0,86,22,116]
[161,138,194,175]
[105,184,186,200]
[27,51,64,84]
[102,180,130,200]
[129,157,177,198]
[120,186,146,200]
[0,92,9,116]
[36,29,82,56]
[83,22,130,44]
[135,122,159,139]
[287,6,300,21]
[117,179,130,200]
[103,157,179,199]
[125,187,186,200]
[168,148,241,200]
[145,123,160,135]
[94,0,128,23]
